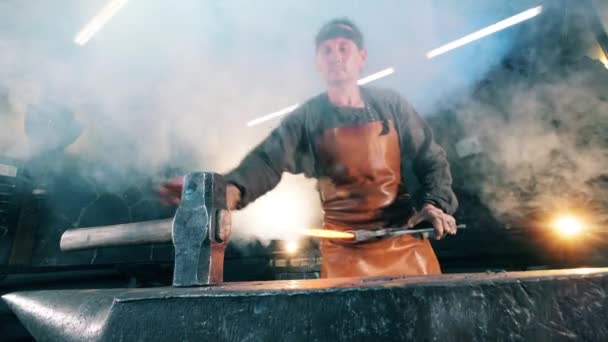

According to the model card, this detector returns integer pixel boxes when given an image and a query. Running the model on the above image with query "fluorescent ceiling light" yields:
[426,5,543,59]
[74,0,129,46]
[357,67,395,85]
[247,67,395,127]
[246,104,301,127]
[248,5,544,127]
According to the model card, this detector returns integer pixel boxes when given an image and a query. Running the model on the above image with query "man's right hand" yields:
[159,176,242,210]
[405,203,457,240]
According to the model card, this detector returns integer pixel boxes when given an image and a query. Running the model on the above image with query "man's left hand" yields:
[406,203,457,240]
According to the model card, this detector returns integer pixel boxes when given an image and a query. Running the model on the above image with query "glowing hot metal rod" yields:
[301,224,467,242]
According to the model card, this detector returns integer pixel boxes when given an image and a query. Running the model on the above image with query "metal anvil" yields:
[59,172,231,286]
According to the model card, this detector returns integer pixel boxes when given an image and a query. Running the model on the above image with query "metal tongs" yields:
[344,224,467,242]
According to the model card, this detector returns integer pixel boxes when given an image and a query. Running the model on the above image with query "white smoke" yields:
[0,0,544,241]
[450,59,608,222]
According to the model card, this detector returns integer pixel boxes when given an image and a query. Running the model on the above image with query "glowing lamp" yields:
[552,215,584,237]
[284,241,299,254]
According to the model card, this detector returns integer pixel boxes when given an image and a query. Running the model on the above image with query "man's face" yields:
[316,37,367,87]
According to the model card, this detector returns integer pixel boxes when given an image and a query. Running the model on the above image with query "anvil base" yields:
[3,268,608,341]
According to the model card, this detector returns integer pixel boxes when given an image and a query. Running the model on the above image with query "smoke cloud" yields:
[449,59,608,224]
[0,1,566,242]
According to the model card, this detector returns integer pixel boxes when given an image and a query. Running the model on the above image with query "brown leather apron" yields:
[316,119,441,278]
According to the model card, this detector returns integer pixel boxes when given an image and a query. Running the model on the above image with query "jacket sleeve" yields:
[224,107,310,209]
[394,96,458,214]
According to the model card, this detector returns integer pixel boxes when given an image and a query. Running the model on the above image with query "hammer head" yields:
[172,172,230,287]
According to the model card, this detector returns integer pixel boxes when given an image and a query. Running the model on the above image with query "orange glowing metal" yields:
[300,228,355,240]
